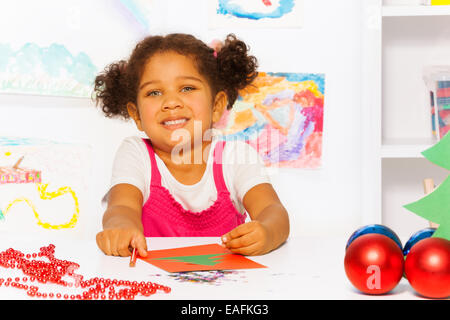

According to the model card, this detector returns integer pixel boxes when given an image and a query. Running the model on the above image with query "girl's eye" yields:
[146,90,161,97]
[181,86,195,92]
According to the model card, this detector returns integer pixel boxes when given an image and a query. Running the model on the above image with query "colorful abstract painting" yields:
[214,72,325,169]
[0,0,162,98]
[209,0,303,28]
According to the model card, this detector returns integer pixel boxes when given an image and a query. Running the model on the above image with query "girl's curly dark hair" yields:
[93,33,258,119]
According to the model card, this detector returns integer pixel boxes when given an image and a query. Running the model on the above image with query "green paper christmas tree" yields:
[404,132,450,240]
[151,253,229,266]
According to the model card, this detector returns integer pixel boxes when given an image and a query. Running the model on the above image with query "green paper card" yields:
[421,132,450,171]
[404,176,450,240]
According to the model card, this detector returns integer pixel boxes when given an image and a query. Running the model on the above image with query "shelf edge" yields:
[382,5,450,16]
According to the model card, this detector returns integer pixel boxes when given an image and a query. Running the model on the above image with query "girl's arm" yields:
[221,183,290,255]
[96,183,148,257]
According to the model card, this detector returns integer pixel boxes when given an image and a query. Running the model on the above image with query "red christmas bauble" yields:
[344,233,404,294]
[404,237,450,299]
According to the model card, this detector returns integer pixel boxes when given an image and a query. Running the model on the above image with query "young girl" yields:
[93,33,289,257]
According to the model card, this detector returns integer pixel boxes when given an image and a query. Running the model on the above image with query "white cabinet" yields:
[361,1,450,237]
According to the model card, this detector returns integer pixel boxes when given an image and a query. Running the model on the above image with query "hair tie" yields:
[208,39,222,59]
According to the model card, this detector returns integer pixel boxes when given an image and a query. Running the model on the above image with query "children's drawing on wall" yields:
[0,137,91,239]
[214,72,325,169]
[0,0,165,98]
[209,0,304,28]
[0,43,97,98]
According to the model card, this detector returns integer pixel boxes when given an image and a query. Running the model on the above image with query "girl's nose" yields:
[162,95,183,111]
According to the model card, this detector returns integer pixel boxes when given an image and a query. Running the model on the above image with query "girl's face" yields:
[127,51,226,154]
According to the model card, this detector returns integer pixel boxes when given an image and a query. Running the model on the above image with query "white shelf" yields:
[361,0,449,236]
[381,138,436,158]
[382,5,450,16]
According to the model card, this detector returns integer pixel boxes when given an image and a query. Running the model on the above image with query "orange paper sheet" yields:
[138,243,267,272]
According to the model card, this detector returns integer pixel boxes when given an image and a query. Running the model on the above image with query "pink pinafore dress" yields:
[141,139,246,236]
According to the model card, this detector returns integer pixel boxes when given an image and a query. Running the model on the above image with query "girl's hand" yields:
[221,221,271,256]
[96,228,148,258]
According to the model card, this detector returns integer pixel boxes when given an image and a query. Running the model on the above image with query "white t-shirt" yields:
[104,136,271,216]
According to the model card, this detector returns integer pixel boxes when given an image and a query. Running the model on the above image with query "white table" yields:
[0,235,423,300]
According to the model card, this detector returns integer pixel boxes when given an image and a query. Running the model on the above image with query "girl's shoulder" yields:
[117,136,148,153]
[109,136,150,198]
[113,136,151,168]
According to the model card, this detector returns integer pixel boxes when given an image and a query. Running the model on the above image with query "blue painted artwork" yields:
[217,0,295,20]
[0,43,97,97]
[0,137,63,147]
[0,0,156,98]
[118,0,152,35]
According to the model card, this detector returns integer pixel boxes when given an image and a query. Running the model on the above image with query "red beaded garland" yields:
[0,244,171,300]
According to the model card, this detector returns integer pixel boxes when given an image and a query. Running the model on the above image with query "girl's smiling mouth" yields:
[160,117,190,130]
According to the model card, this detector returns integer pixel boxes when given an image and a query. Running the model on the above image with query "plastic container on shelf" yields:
[423,66,450,140]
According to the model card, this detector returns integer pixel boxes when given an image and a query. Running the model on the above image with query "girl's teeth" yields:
[163,119,187,125]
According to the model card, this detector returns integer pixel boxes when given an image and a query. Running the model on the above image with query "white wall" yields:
[0,0,365,239]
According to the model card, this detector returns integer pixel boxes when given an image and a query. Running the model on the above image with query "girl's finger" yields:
[222,222,254,243]
[96,232,109,255]
[110,231,122,256]
[132,234,148,257]
[225,231,257,249]
[228,242,261,256]
[118,239,132,257]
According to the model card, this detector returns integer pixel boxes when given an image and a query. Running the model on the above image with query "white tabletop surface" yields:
[0,235,426,300]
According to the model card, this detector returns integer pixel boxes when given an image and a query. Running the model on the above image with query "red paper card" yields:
[138,243,267,272]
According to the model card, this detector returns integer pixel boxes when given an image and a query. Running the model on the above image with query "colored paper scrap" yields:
[421,132,450,170]
[404,176,450,240]
[138,244,267,273]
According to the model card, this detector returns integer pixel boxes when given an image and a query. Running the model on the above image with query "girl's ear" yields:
[212,91,228,124]
[127,102,144,131]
